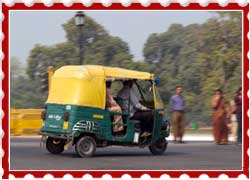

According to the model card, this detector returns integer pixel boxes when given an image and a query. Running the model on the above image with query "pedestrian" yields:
[170,86,185,143]
[234,87,242,145]
[229,99,238,144]
[211,89,228,145]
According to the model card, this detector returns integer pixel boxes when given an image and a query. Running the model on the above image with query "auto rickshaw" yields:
[40,65,170,157]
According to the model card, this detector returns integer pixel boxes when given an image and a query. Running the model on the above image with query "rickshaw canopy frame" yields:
[46,65,163,109]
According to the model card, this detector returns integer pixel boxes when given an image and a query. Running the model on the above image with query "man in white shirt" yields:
[117,80,153,137]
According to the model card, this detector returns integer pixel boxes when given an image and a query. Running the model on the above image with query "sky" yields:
[10,11,214,64]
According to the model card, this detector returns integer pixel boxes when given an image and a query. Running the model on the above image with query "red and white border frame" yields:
[1,2,249,179]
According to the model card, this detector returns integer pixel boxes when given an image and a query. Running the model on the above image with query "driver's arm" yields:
[130,91,149,111]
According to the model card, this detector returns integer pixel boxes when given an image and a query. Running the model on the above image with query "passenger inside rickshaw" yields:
[105,79,154,136]
[105,81,124,133]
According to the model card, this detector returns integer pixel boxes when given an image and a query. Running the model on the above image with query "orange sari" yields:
[106,88,124,132]
[211,96,228,144]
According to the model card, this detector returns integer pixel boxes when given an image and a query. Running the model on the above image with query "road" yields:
[10,137,242,170]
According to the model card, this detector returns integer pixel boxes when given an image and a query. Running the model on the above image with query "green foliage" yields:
[63,16,107,45]
[10,57,46,108]
[10,56,25,79]
[143,12,242,125]
[25,15,134,105]
[11,11,242,127]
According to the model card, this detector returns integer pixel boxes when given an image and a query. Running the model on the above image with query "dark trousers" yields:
[237,114,242,143]
[132,111,154,132]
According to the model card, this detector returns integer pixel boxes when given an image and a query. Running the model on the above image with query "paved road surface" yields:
[10,137,242,170]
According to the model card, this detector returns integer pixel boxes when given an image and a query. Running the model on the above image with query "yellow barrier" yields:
[10,109,43,136]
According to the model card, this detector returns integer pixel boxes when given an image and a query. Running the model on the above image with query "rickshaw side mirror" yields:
[154,77,159,86]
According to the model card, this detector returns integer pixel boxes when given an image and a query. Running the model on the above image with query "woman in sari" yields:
[211,89,228,145]
[106,81,124,132]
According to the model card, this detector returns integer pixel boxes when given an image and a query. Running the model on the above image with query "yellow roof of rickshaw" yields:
[47,65,155,109]
[53,65,154,80]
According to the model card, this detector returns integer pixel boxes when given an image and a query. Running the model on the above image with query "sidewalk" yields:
[167,134,234,141]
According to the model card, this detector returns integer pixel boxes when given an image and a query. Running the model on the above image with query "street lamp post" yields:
[75,11,85,65]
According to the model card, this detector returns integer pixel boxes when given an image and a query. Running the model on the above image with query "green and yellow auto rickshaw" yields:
[40,65,170,157]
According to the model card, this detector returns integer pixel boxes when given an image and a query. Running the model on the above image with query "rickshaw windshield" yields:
[133,80,154,109]
[134,80,154,102]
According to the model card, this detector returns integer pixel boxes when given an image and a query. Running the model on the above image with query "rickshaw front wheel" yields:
[149,138,168,155]
[75,136,96,158]
[46,137,65,154]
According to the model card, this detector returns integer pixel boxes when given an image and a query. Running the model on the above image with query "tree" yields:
[13,11,242,116]
[26,15,134,99]
[10,57,46,108]
[143,12,242,125]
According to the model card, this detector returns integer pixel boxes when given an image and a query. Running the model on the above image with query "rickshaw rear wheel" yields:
[149,138,168,155]
[75,136,96,157]
[46,137,65,154]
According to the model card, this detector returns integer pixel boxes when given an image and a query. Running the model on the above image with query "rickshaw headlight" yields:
[63,112,70,121]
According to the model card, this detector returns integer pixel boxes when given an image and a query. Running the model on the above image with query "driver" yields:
[117,80,153,137]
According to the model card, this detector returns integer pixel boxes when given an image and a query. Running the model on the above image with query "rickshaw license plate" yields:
[63,121,69,129]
